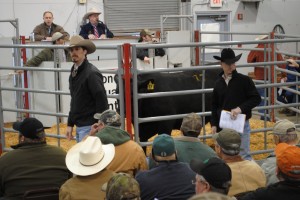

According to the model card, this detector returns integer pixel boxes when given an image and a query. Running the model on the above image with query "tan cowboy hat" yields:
[83,7,101,20]
[68,35,96,54]
[66,136,115,176]
[255,35,268,41]
[51,32,64,42]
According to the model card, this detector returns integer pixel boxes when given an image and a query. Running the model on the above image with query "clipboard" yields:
[219,110,246,133]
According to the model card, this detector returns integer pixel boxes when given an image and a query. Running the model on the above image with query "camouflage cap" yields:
[105,173,140,200]
[94,110,121,127]
[180,113,202,134]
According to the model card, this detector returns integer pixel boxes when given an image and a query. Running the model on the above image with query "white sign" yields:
[210,0,222,7]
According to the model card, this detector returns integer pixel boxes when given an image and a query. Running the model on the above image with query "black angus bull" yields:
[116,68,221,142]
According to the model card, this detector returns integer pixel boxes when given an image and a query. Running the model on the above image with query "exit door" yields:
[195,11,231,64]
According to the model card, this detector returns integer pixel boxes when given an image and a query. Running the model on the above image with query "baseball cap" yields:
[180,113,202,134]
[152,134,175,157]
[213,128,241,155]
[94,110,121,127]
[275,143,300,178]
[105,173,140,200]
[13,118,45,139]
[273,119,297,135]
[51,32,64,42]
[190,157,232,189]
[140,29,154,37]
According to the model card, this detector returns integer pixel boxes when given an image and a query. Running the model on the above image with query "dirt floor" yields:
[2,118,276,160]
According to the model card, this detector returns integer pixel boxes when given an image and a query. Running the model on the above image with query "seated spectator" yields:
[240,143,300,200]
[213,128,266,196]
[59,136,115,200]
[33,11,70,41]
[25,32,71,67]
[89,109,148,176]
[105,173,141,200]
[79,7,114,39]
[136,134,195,200]
[261,119,299,186]
[278,57,300,116]
[137,29,165,64]
[0,118,72,199]
[149,113,216,168]
[190,157,232,195]
[189,192,235,200]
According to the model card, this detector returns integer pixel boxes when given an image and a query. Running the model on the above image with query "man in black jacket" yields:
[137,29,165,64]
[79,7,114,39]
[66,35,108,142]
[211,48,261,161]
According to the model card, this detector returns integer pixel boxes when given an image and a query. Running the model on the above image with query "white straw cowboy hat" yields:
[66,136,115,176]
[51,32,64,42]
[68,35,96,54]
[83,7,101,20]
[255,35,268,40]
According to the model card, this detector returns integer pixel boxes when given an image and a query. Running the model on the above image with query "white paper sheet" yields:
[219,110,246,133]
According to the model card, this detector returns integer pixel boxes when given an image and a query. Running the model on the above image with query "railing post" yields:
[122,43,133,139]
[194,30,200,66]
[20,36,29,118]
[270,32,275,122]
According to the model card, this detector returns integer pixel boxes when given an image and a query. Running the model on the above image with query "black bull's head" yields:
[115,68,221,142]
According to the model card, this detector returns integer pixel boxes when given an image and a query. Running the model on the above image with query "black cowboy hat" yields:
[213,48,242,65]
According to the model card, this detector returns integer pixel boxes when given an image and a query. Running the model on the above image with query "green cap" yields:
[273,119,297,135]
[105,173,140,200]
[152,134,175,157]
[213,128,241,155]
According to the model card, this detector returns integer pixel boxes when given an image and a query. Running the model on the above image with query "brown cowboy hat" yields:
[83,7,101,20]
[68,35,96,54]
[213,48,242,65]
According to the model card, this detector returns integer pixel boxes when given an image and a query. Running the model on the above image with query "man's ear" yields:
[273,135,279,145]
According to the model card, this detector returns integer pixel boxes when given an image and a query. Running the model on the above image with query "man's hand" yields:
[88,34,97,39]
[231,107,242,120]
[144,57,150,64]
[89,123,100,136]
[66,126,74,141]
[211,126,217,134]
[45,37,52,41]
[99,34,107,39]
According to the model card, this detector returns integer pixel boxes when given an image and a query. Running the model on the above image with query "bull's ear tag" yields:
[147,81,155,91]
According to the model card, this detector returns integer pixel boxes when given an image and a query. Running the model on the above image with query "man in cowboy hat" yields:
[0,117,72,199]
[59,136,115,199]
[66,35,108,142]
[79,7,114,39]
[247,35,285,120]
[211,48,261,161]
[33,11,70,41]
[25,32,71,67]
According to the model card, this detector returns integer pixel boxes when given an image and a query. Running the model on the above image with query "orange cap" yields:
[275,143,300,178]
